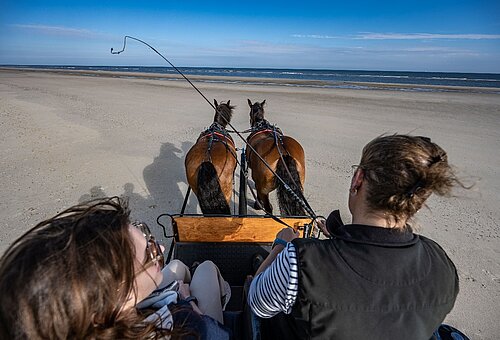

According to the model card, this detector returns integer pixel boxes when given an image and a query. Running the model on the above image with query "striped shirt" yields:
[248,243,299,318]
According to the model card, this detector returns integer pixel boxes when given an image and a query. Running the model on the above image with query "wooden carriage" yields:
[157,150,314,339]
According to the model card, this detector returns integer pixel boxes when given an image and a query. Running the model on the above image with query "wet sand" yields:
[0,68,499,338]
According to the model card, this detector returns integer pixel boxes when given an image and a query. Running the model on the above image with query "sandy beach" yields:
[1,68,499,338]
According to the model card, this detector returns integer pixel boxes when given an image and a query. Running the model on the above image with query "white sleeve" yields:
[248,243,299,318]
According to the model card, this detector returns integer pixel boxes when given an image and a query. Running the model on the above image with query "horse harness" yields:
[247,119,287,167]
[245,119,310,221]
[198,122,237,161]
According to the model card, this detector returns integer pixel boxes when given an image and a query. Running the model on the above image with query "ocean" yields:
[5,65,500,93]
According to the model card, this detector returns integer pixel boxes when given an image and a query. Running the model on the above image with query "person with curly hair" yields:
[0,197,230,339]
[249,135,462,340]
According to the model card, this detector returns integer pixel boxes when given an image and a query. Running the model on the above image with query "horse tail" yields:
[276,155,305,216]
[197,161,231,215]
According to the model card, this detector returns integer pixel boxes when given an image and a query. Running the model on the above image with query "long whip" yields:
[110,36,318,220]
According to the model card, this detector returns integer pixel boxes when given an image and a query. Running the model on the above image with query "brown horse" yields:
[246,99,306,216]
[185,100,237,215]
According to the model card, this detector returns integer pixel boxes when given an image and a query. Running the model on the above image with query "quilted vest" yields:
[260,224,459,340]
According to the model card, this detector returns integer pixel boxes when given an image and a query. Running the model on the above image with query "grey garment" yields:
[138,260,232,337]
[137,285,178,310]
[160,259,230,324]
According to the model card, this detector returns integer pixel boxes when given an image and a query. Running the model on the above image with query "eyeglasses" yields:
[132,221,165,268]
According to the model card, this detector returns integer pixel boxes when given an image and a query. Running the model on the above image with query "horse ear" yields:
[247,99,252,107]
[261,100,266,106]
[214,99,218,107]
[227,100,230,106]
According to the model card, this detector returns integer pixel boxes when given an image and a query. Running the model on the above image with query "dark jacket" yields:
[260,224,459,340]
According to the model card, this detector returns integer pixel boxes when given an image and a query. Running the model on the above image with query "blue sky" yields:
[1,0,499,72]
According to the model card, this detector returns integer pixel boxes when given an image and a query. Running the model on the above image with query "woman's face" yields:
[128,226,164,306]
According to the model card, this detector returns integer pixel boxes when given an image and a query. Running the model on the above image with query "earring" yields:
[350,187,358,195]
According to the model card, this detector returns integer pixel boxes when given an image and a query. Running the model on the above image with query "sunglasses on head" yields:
[131,221,165,268]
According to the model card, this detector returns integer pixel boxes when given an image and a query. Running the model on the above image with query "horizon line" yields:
[1,64,499,75]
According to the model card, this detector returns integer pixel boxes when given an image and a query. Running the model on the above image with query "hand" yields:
[276,227,299,242]
[316,218,331,237]
[178,281,191,300]
[178,281,203,315]
[255,227,300,276]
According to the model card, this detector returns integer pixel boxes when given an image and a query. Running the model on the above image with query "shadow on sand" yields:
[78,141,198,242]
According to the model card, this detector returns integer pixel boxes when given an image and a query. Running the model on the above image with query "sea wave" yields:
[5,65,500,91]
[430,77,468,81]
[280,72,305,75]
[357,75,411,79]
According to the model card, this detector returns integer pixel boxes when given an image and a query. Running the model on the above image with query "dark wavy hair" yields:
[0,197,177,339]
[359,135,459,226]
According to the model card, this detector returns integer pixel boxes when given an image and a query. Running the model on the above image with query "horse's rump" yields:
[247,134,305,172]
[185,139,236,215]
[246,133,305,215]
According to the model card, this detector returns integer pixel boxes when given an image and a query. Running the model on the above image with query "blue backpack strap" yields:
[431,324,470,340]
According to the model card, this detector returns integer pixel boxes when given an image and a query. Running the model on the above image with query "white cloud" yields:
[235,40,315,54]
[291,34,341,39]
[357,32,500,40]
[177,40,316,57]
[292,32,500,40]
[9,24,106,38]
[177,40,482,60]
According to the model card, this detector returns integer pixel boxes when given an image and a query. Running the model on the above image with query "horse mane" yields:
[214,102,235,127]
